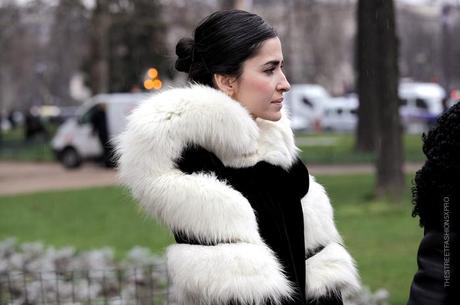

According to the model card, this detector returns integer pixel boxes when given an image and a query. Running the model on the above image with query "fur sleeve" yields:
[115,121,261,245]
[115,87,294,305]
[301,176,361,299]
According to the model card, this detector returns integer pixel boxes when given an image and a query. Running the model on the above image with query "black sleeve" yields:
[407,229,458,305]
[174,144,226,179]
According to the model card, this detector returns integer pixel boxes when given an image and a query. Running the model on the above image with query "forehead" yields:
[246,37,283,65]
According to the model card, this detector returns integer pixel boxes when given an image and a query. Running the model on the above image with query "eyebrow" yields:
[262,60,284,67]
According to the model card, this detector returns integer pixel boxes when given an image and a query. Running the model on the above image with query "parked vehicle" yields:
[399,82,446,133]
[51,93,150,168]
[314,82,445,134]
[283,84,331,131]
[321,95,358,132]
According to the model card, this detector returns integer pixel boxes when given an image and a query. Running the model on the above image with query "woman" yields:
[116,10,360,305]
[407,102,459,305]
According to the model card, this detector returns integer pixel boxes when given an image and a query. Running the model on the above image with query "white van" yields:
[51,93,150,168]
[283,84,331,131]
[399,82,446,133]
[321,95,358,132]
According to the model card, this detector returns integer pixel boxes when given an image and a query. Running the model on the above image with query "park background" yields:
[1,0,460,305]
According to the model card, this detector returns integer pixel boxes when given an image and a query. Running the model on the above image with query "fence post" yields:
[6,272,13,305]
[102,271,108,305]
[149,265,154,305]
[87,270,92,305]
[71,271,76,304]
[39,272,46,305]
[55,271,60,305]
[134,268,139,305]
[22,268,29,305]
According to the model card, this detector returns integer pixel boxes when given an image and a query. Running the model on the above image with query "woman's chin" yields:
[259,111,282,122]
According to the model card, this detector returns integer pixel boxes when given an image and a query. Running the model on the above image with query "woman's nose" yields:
[278,73,291,92]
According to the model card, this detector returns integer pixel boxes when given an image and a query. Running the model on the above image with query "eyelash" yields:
[264,65,284,75]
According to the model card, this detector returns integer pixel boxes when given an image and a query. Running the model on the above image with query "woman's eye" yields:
[264,68,275,74]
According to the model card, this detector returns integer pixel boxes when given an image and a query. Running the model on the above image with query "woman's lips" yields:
[271,98,283,104]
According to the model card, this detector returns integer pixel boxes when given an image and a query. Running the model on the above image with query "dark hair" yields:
[411,102,460,230]
[175,10,277,87]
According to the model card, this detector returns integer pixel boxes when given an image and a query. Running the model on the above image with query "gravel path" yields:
[0,161,422,196]
[0,162,118,196]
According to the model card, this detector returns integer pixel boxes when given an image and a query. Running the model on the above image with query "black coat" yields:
[408,229,458,305]
[407,103,460,305]
[116,85,360,305]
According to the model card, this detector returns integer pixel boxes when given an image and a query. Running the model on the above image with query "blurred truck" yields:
[283,84,331,131]
[399,82,446,133]
[285,82,445,134]
[321,95,358,132]
[51,93,150,168]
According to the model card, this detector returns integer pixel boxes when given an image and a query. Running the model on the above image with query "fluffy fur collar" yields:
[122,84,298,169]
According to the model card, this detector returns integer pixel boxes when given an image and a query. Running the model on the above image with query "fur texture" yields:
[305,243,361,298]
[302,176,360,297]
[116,84,360,304]
[167,243,293,305]
[302,176,343,251]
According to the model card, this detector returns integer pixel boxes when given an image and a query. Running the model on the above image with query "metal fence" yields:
[0,266,169,305]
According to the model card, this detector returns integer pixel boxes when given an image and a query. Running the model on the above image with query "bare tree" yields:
[85,0,166,93]
[160,0,218,83]
[398,7,441,83]
[88,0,111,94]
[355,0,379,152]
[264,0,354,93]
[47,0,89,105]
[375,0,404,199]
[0,1,20,113]
[0,0,54,111]
[356,0,404,199]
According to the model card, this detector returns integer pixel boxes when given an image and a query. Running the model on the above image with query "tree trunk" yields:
[375,0,405,200]
[355,0,379,152]
[441,4,452,93]
[90,1,110,94]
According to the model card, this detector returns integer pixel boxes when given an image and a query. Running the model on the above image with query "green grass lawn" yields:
[1,127,424,164]
[0,186,174,256]
[316,174,422,305]
[0,140,54,161]
[0,125,56,161]
[0,174,422,305]
[297,132,424,164]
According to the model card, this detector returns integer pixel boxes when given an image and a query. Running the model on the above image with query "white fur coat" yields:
[116,85,360,305]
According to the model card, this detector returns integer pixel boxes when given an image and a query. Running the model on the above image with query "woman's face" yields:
[231,37,291,121]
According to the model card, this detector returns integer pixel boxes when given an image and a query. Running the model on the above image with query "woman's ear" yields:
[213,74,236,96]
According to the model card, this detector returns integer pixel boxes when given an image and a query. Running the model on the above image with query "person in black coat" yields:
[407,102,459,305]
[89,103,114,167]
[116,10,360,305]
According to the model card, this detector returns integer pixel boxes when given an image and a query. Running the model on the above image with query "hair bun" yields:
[175,37,194,73]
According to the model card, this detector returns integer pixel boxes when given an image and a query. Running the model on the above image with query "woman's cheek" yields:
[252,75,274,93]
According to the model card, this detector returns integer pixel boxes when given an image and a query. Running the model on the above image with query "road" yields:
[0,161,422,196]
